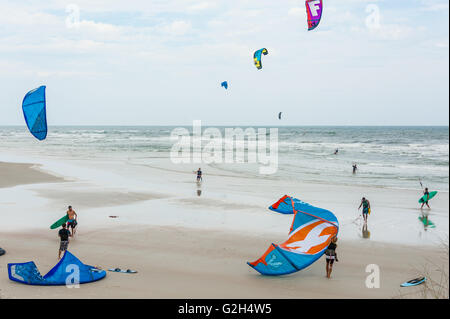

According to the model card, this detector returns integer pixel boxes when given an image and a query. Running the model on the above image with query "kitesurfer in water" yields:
[58,223,71,259]
[352,164,358,174]
[325,235,338,278]
[334,149,339,155]
[358,197,371,223]
[66,206,78,236]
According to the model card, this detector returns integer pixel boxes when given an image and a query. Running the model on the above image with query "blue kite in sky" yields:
[221,81,228,89]
[22,85,48,140]
[253,48,268,70]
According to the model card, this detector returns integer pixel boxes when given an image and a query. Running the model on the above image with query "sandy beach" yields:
[1,0,448,305]
[0,159,448,299]
[0,162,64,188]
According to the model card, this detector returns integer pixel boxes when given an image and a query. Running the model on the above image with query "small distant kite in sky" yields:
[278,112,282,120]
[22,85,47,141]
[253,48,268,70]
[221,81,228,89]
[305,0,323,31]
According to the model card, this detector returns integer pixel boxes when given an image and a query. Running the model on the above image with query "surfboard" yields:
[419,191,438,203]
[50,215,69,229]
[418,216,436,228]
[401,277,426,287]
[108,268,137,274]
[0,248,5,256]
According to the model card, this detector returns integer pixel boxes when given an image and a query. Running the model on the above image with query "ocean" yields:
[0,126,448,191]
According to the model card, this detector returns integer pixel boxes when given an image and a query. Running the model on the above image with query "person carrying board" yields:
[358,197,371,223]
[421,187,431,209]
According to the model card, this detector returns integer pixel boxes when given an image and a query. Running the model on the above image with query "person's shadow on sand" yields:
[196,181,202,197]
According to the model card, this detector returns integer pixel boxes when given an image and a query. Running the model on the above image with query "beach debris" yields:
[22,86,48,141]
[8,251,106,285]
[306,0,323,31]
[253,48,268,70]
[248,195,339,275]
[108,268,137,274]
[401,277,426,287]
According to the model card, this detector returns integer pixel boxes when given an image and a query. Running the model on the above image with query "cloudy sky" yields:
[0,0,448,126]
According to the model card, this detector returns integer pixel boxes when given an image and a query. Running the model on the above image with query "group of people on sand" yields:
[190,158,433,280]
[57,205,78,259]
[326,185,434,278]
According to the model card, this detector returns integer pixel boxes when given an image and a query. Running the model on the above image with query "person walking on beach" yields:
[66,206,78,236]
[58,223,71,259]
[421,188,431,209]
[352,164,358,174]
[195,168,202,183]
[325,235,338,278]
[358,197,371,223]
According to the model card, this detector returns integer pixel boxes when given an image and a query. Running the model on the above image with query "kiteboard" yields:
[108,268,137,274]
[50,215,69,229]
[419,191,438,203]
[400,277,426,287]
[0,248,5,256]
[418,216,436,228]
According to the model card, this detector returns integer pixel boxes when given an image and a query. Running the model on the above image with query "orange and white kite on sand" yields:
[248,195,339,276]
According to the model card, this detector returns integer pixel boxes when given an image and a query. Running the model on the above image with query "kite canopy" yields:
[8,251,106,285]
[253,48,268,70]
[278,112,282,120]
[22,85,47,140]
[305,0,323,31]
[221,81,228,89]
[248,195,339,276]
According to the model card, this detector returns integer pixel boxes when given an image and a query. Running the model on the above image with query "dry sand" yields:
[1,226,447,299]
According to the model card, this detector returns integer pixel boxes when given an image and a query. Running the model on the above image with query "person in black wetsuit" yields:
[325,235,339,278]
[421,187,431,209]
[352,164,358,174]
[195,168,202,182]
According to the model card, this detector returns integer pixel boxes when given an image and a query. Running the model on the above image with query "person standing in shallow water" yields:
[195,168,202,183]
[359,197,371,223]
[421,187,431,209]
[325,235,338,278]
[352,164,358,174]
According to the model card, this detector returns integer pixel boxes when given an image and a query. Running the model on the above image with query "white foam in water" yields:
[0,126,448,190]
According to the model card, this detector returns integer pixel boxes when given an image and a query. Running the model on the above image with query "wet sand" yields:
[0,161,448,299]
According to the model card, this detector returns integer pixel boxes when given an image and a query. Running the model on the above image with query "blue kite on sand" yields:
[8,251,106,285]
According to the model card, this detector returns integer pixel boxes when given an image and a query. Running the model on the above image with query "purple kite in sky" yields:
[305,0,323,31]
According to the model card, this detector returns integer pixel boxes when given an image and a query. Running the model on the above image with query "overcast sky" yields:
[0,0,448,126]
